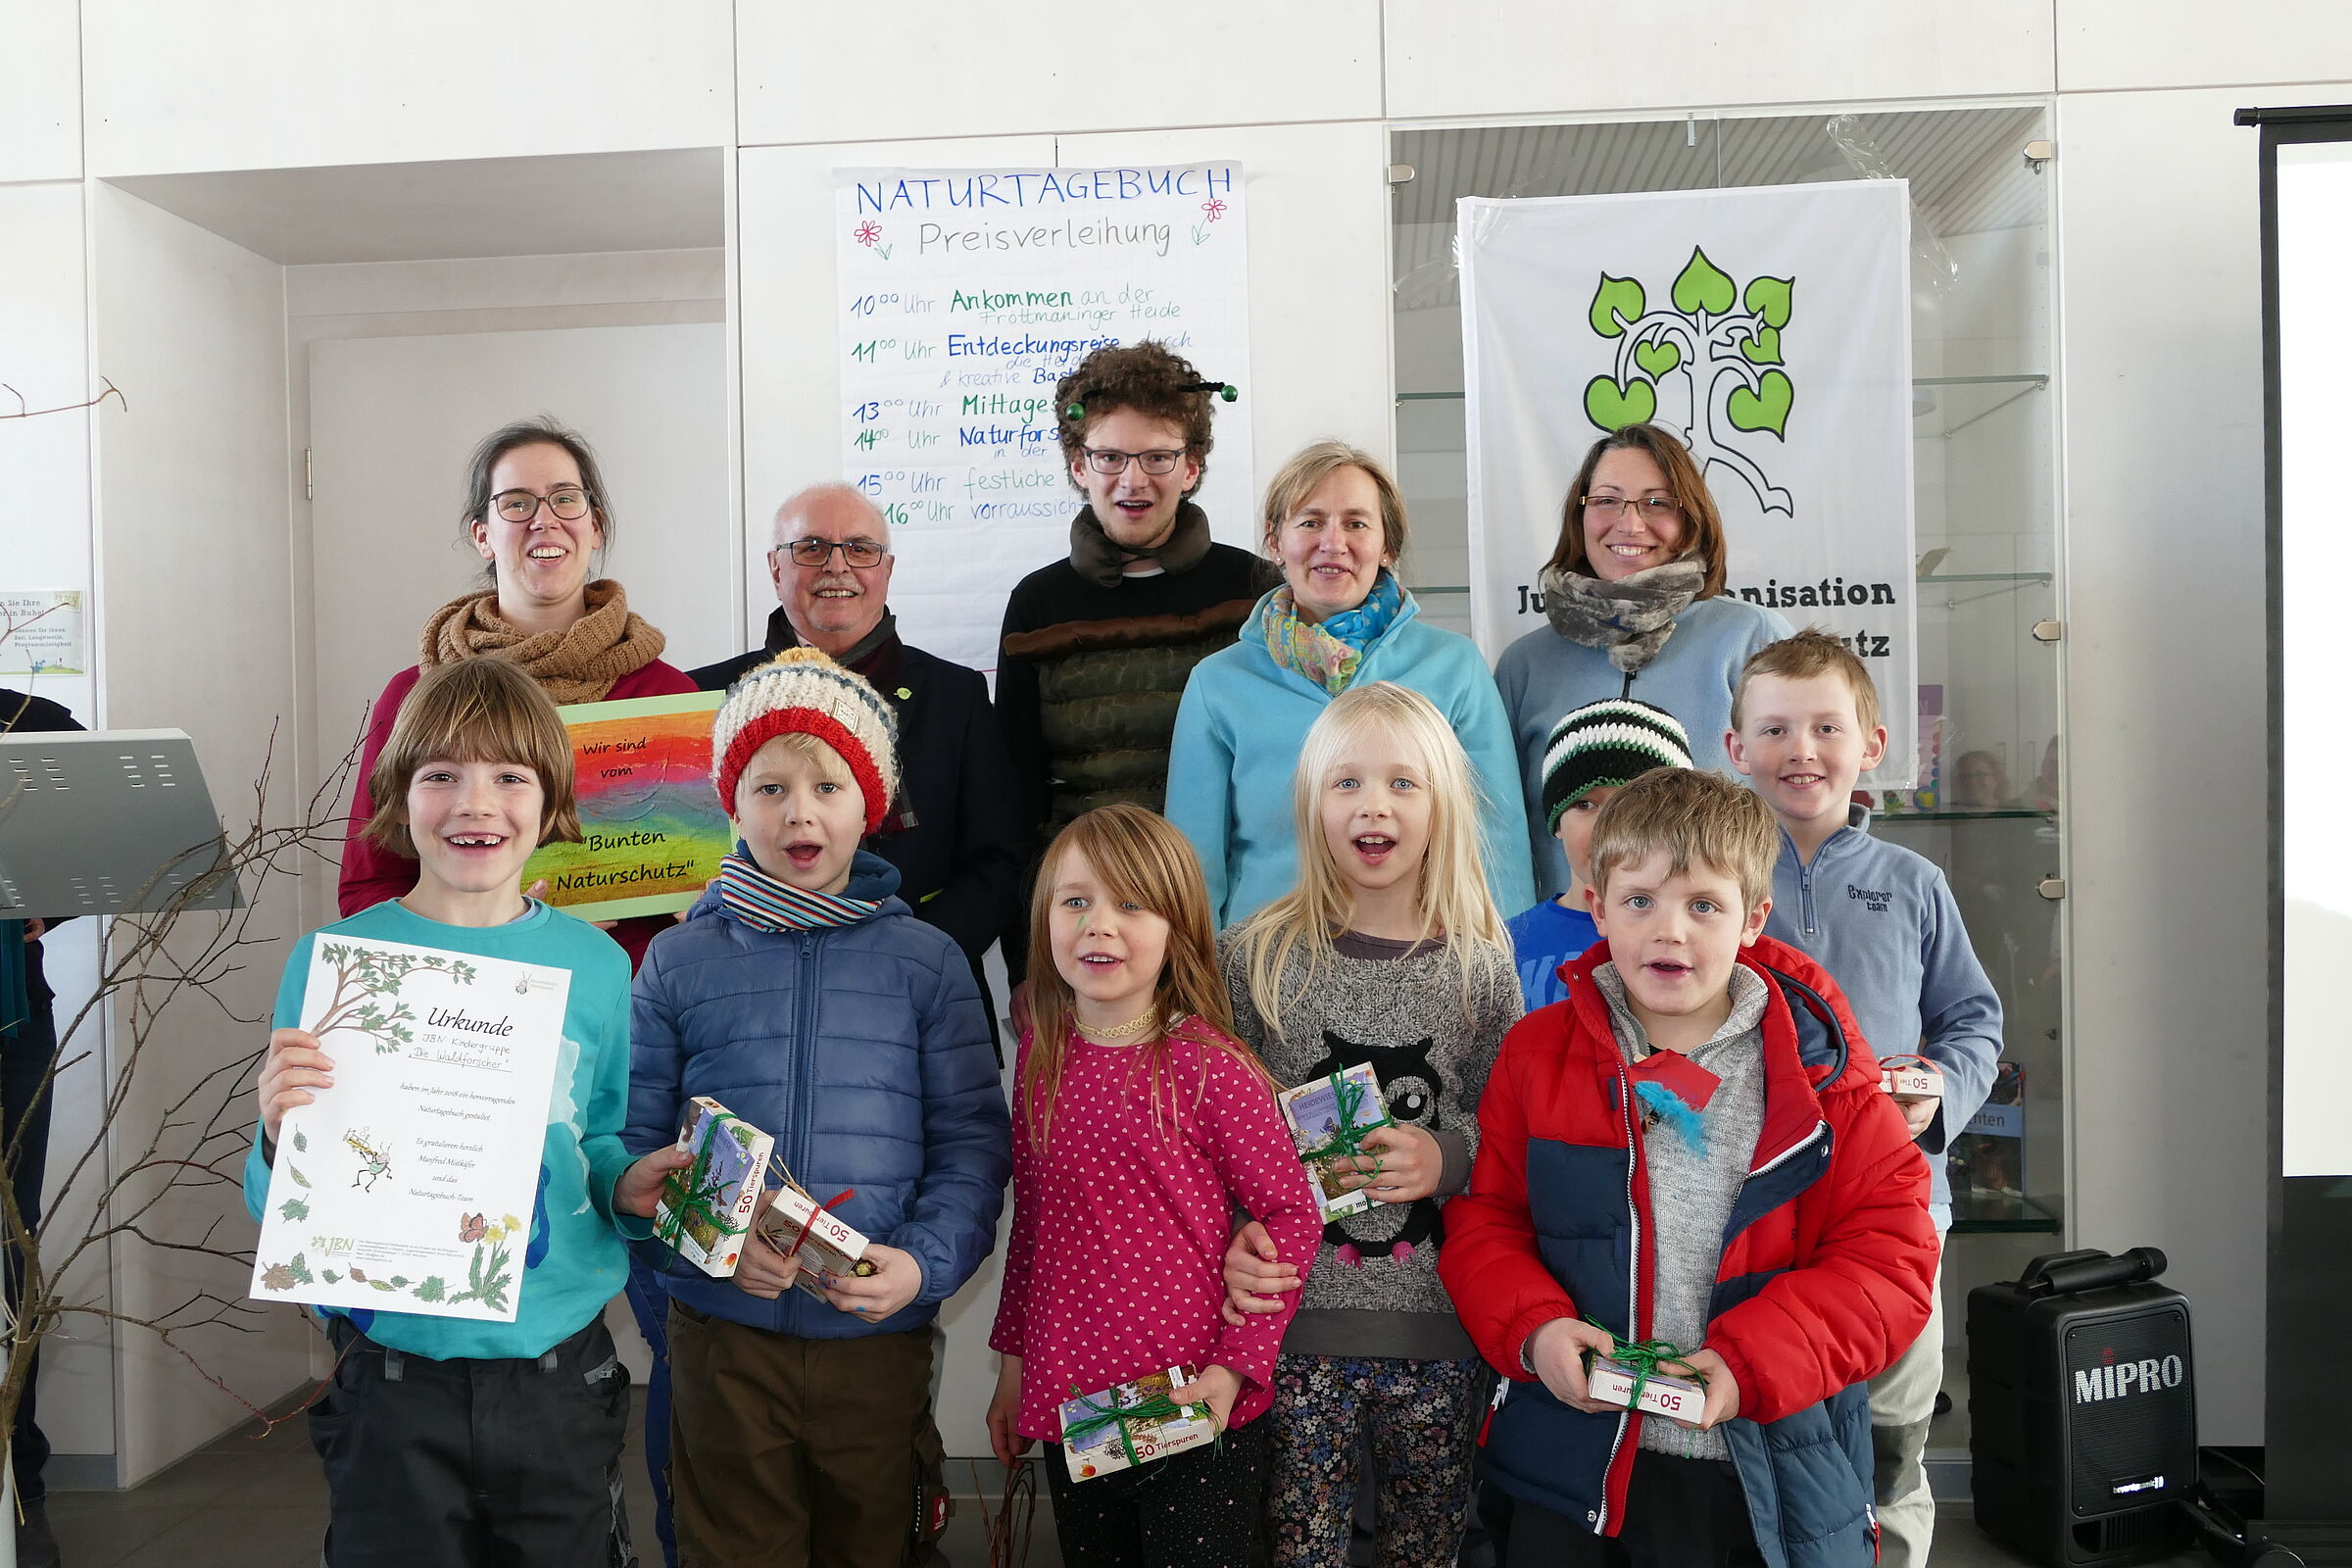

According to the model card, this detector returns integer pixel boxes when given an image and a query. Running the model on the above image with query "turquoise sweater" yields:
[1166,587,1536,927]
[1494,595,1791,899]
[241,900,642,1361]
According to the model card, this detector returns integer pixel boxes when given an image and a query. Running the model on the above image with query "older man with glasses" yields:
[694,483,1027,1043]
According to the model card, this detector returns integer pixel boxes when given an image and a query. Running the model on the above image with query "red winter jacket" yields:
[337,659,699,971]
[1439,936,1935,1566]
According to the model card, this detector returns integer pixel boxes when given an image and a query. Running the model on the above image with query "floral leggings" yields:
[1264,1352,1484,1568]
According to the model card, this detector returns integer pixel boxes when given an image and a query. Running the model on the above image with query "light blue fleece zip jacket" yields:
[1166,586,1536,928]
[1494,594,1790,899]
[1763,804,2003,1224]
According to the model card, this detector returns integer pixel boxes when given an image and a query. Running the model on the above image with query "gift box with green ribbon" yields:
[1058,1367,1218,1481]
[655,1096,775,1277]
[1277,1063,1393,1221]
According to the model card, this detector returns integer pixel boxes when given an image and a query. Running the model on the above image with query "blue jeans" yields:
[623,1258,675,1568]
[3,993,56,1504]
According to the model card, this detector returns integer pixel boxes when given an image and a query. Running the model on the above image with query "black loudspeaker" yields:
[1969,1248,2200,1567]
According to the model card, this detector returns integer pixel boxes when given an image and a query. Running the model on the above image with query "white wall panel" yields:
[735,0,1382,147]
[2052,83,2301,1444]
[1384,0,2054,121]
[2058,0,2352,92]
[90,181,310,1484]
[82,1,733,176]
[0,0,81,182]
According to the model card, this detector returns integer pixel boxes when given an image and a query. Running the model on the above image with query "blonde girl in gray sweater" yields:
[1217,682,1523,1567]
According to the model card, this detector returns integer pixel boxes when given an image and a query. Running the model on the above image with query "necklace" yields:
[1078,1006,1159,1042]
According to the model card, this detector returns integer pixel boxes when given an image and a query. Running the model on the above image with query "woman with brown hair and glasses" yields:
[1493,422,1790,899]
[336,416,698,969]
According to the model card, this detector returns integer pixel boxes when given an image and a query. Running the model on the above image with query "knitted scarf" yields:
[1068,501,1213,588]
[1538,559,1704,675]
[713,851,880,932]
[1262,569,1403,696]
[419,578,668,705]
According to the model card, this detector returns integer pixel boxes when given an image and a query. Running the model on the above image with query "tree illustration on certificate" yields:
[1584,246,1796,515]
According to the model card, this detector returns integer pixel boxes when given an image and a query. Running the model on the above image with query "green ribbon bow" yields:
[1063,1383,1217,1470]
[656,1143,738,1249]
[1586,1318,1701,1412]
[1298,1069,1395,1178]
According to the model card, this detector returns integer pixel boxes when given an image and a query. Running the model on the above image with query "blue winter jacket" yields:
[622,850,1011,1338]
[1764,806,2003,1225]
[1165,585,1536,927]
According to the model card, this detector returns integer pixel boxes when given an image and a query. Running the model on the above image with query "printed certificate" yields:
[250,934,570,1322]
[521,690,730,921]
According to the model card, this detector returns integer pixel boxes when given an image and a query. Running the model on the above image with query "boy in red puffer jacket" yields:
[1441,768,1935,1568]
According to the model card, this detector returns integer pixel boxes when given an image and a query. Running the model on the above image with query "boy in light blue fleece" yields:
[1503,697,1692,1010]
[245,657,687,1567]
[1727,629,2001,1568]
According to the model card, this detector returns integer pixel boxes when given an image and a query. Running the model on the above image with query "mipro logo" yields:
[2073,1348,2186,1404]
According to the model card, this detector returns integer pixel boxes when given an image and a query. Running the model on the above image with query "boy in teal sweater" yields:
[245,657,689,1568]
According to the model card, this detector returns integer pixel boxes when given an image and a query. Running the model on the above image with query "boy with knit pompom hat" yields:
[623,648,1011,1568]
[1504,698,1693,1011]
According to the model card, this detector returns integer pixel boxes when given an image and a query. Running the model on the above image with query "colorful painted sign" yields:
[522,690,729,920]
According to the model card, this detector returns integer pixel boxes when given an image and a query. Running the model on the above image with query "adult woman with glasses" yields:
[336,416,698,968]
[1166,440,1534,926]
[1494,422,1791,898]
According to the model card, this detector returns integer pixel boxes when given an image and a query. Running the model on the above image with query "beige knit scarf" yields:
[418,578,667,705]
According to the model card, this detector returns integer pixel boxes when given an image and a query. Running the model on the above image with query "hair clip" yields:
[1062,379,1240,423]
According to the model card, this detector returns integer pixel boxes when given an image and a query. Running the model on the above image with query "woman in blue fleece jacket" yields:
[1494,422,1790,899]
[1166,442,1533,928]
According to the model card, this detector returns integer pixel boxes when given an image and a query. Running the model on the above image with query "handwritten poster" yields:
[251,934,569,1323]
[522,690,730,920]
[0,590,85,675]
[836,164,1255,673]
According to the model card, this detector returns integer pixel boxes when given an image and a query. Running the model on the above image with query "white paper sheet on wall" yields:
[833,164,1255,675]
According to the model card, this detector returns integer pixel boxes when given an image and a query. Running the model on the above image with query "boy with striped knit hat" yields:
[622,648,1011,1568]
[1503,698,1693,1011]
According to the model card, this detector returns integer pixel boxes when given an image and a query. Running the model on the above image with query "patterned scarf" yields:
[1262,569,1404,696]
[419,578,668,705]
[713,851,880,933]
[1538,559,1703,675]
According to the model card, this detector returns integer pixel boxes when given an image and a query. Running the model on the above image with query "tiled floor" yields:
[44,1395,2204,1568]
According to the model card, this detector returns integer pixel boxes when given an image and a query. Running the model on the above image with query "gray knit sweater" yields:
[1220,927,1523,1360]
[1593,961,1768,1460]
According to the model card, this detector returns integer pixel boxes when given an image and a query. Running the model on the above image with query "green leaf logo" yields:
[1727,370,1794,438]
[1584,374,1658,431]
[1635,338,1682,377]
[1743,274,1793,328]
[1739,326,1782,367]
[1589,274,1646,338]
[1672,247,1737,316]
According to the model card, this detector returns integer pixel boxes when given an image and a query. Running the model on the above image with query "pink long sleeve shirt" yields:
[989,1018,1322,1443]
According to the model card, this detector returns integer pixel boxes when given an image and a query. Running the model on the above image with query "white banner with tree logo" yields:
[1460,181,1919,787]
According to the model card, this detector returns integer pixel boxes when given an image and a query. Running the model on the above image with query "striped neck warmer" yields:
[713,851,880,932]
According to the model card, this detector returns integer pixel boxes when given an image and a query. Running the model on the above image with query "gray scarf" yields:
[1539,558,1704,675]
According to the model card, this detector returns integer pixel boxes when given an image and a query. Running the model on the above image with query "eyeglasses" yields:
[776,538,889,569]
[1081,446,1187,476]
[1580,495,1684,520]
[491,487,593,522]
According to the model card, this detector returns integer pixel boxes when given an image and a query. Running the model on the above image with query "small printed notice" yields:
[522,691,730,921]
[834,164,1254,673]
[0,591,85,675]
[251,934,570,1322]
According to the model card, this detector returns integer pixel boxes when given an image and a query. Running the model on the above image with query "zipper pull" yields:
[1478,1377,1509,1446]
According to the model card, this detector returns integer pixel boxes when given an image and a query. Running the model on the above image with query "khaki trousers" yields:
[667,1300,939,1568]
